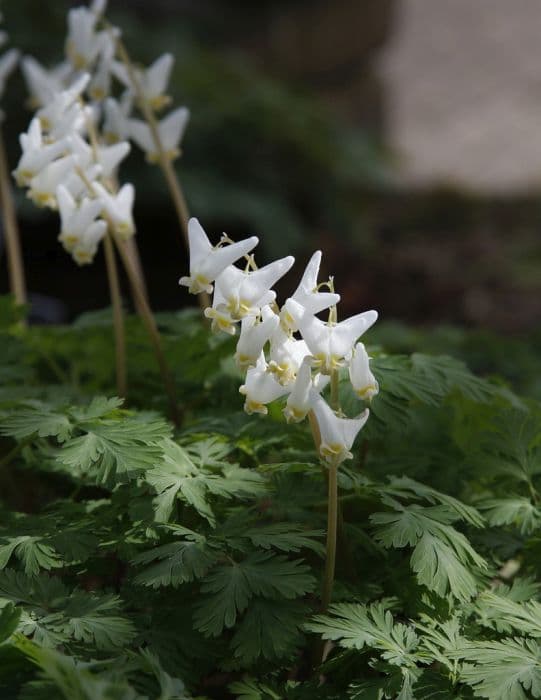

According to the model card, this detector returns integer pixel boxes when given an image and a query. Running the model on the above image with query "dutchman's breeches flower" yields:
[284,298,378,375]
[235,308,280,372]
[283,358,328,423]
[215,256,294,321]
[179,218,259,295]
[349,342,379,401]
[312,393,370,466]
[181,220,379,466]
[239,354,289,415]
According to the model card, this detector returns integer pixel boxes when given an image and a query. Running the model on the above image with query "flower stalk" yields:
[112,32,210,310]
[0,124,26,314]
[102,231,126,398]
[113,235,180,427]
[321,459,339,611]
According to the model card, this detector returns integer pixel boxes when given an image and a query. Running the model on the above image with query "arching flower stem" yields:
[111,30,209,311]
[102,232,126,398]
[0,124,27,318]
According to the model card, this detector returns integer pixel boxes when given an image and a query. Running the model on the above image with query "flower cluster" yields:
[181,218,379,466]
[14,70,133,265]
[21,1,188,161]
[14,0,189,265]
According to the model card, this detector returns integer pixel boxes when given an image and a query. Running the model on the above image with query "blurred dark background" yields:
[1,0,541,336]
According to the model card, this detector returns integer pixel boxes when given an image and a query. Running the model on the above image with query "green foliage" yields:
[1,296,541,697]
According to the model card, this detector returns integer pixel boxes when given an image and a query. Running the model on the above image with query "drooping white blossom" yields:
[234,306,280,372]
[128,106,189,162]
[349,342,379,401]
[93,181,135,238]
[268,327,310,386]
[283,358,328,423]
[282,250,340,328]
[239,354,290,415]
[13,118,68,186]
[112,53,174,111]
[311,393,370,465]
[21,57,70,109]
[179,218,259,295]
[57,184,106,264]
[283,298,378,374]
[215,256,294,321]
[65,5,108,70]
[27,155,76,208]
[102,93,133,144]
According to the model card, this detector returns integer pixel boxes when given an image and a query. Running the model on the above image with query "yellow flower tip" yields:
[73,250,93,266]
[14,169,34,186]
[149,94,172,112]
[38,116,51,132]
[115,221,135,239]
[66,42,88,71]
[356,384,378,402]
[103,132,120,145]
[320,442,352,464]
[89,86,106,101]
[235,353,256,372]
[283,405,307,424]
[59,233,79,252]
[244,399,268,416]
[29,191,57,209]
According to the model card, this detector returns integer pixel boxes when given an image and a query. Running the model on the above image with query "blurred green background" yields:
[1,0,540,356]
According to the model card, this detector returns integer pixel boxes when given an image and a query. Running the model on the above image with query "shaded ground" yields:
[379,0,541,191]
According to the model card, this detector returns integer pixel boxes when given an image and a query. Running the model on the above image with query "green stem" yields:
[113,32,210,312]
[0,124,27,313]
[114,237,180,427]
[321,460,339,611]
[330,369,340,411]
[103,232,127,399]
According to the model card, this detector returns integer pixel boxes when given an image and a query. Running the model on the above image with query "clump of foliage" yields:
[1,296,541,699]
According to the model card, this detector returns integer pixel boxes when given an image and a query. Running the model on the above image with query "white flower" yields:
[203,284,237,335]
[179,218,259,295]
[13,118,68,186]
[37,74,91,137]
[215,256,295,320]
[72,222,107,265]
[268,327,310,386]
[93,181,135,238]
[311,393,369,465]
[283,357,328,423]
[57,184,105,253]
[349,342,379,401]
[65,6,108,70]
[128,106,189,162]
[21,57,68,109]
[239,354,289,415]
[112,53,174,111]
[234,306,279,371]
[27,155,76,209]
[87,37,115,102]
[283,298,378,374]
[63,163,102,200]
[96,141,130,177]
[102,93,133,144]
[282,250,340,329]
